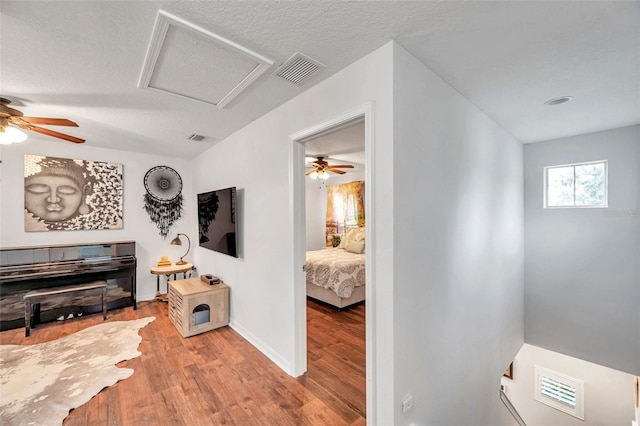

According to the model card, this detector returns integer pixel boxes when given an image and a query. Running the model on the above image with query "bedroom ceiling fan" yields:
[0,97,85,144]
[305,156,354,180]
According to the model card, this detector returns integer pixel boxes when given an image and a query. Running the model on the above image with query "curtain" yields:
[325,180,365,245]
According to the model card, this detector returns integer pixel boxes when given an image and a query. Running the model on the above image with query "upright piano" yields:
[0,241,136,331]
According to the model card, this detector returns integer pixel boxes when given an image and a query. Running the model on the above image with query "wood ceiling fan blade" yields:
[306,169,316,176]
[327,165,354,169]
[328,169,346,174]
[19,117,79,127]
[28,126,85,144]
[0,101,23,118]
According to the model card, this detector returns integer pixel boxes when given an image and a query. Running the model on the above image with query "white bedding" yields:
[305,248,365,298]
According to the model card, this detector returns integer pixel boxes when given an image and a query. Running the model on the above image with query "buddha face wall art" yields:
[24,154,124,231]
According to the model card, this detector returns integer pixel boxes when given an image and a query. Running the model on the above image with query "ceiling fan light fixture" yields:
[544,96,573,106]
[306,156,353,179]
[0,98,84,144]
[0,125,27,144]
[311,169,330,180]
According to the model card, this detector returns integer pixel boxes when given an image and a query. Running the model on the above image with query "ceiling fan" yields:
[0,97,85,144]
[305,156,354,180]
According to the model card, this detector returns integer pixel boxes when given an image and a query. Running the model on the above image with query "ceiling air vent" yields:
[187,134,205,141]
[273,52,325,85]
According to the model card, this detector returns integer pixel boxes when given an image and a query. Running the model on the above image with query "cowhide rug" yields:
[0,317,155,425]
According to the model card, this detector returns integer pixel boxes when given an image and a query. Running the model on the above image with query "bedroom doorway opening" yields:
[289,103,374,421]
[304,118,366,417]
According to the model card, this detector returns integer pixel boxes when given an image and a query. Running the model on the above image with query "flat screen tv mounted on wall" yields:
[197,187,237,257]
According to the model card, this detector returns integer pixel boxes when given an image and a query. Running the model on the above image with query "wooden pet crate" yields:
[168,278,229,337]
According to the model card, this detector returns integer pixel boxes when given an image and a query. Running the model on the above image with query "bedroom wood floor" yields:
[0,299,366,425]
[306,298,366,417]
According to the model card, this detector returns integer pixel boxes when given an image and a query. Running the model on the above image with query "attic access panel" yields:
[138,10,273,109]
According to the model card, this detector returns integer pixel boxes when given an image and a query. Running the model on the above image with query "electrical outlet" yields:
[402,394,414,413]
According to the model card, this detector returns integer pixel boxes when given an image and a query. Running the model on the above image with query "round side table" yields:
[150,262,193,302]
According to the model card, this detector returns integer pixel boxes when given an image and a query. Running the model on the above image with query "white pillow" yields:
[337,234,349,249]
[337,227,366,249]
[346,239,365,254]
[351,227,366,242]
[337,228,356,249]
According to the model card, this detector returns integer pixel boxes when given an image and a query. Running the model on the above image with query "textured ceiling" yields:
[305,121,365,170]
[1,1,638,158]
[399,1,640,143]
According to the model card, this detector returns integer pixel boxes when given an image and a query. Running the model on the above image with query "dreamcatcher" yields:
[143,166,183,238]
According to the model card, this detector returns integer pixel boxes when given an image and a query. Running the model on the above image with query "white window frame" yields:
[534,365,584,420]
[543,160,608,208]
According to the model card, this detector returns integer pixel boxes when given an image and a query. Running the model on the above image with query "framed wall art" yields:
[24,154,124,231]
[503,362,513,380]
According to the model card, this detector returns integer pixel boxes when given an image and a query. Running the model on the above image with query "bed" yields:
[305,247,366,309]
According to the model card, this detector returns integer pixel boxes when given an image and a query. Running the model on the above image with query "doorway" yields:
[304,119,366,415]
[289,103,375,421]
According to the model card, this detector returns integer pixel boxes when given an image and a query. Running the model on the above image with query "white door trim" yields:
[289,102,376,423]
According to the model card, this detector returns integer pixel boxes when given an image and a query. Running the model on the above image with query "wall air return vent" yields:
[273,52,325,85]
[138,10,273,109]
[534,365,584,420]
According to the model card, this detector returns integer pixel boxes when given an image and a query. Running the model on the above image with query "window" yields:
[544,160,607,208]
[534,365,584,419]
[325,181,365,243]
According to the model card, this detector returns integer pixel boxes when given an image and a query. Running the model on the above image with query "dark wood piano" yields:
[0,241,136,331]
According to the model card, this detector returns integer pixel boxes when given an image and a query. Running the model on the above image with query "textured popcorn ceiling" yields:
[0,1,638,158]
[305,121,365,169]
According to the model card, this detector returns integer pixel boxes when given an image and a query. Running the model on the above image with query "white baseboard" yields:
[136,291,156,302]
[229,319,291,374]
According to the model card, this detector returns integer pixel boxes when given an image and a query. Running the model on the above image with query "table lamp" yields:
[170,233,191,265]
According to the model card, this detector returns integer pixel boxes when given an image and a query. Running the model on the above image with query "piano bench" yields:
[23,280,108,337]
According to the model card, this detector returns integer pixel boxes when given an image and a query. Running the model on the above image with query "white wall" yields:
[0,138,193,301]
[199,41,525,425]
[502,344,636,426]
[392,44,525,425]
[0,40,531,424]
[524,125,640,375]
[305,171,365,251]
[191,42,396,423]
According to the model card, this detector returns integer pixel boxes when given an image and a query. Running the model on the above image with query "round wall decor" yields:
[144,166,182,201]
[143,166,183,238]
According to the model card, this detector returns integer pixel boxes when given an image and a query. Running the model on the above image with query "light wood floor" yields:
[0,299,366,425]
